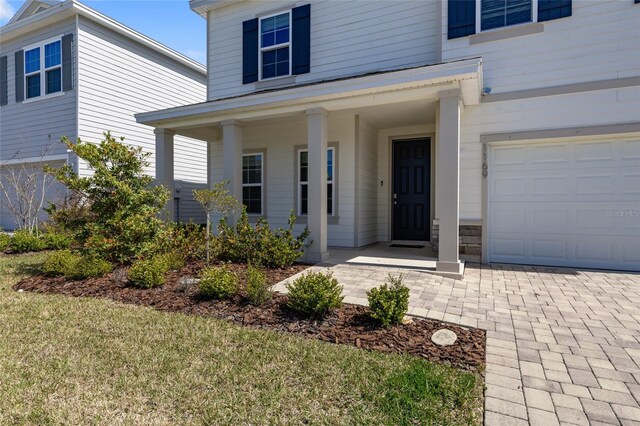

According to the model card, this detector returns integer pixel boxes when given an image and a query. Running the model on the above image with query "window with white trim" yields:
[24,39,62,99]
[298,147,335,216]
[259,11,291,80]
[242,153,263,214]
[478,0,534,32]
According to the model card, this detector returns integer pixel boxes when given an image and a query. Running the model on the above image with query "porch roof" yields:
[135,58,483,133]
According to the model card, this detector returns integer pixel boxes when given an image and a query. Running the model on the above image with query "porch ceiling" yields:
[135,58,482,136]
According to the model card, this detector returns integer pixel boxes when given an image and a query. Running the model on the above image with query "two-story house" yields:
[0,0,208,229]
[137,0,640,274]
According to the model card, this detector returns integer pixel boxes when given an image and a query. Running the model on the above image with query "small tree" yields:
[46,132,169,263]
[193,181,242,263]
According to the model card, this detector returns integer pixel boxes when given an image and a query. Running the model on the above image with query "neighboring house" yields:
[137,0,639,274]
[0,0,208,230]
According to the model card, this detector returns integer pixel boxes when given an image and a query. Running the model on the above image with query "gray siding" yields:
[0,18,77,161]
[76,17,208,223]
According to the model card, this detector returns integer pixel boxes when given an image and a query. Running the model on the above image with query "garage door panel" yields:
[489,138,640,272]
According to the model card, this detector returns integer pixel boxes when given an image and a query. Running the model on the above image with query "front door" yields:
[392,138,430,241]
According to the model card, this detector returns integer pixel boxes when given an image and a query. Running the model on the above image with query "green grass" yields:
[0,253,482,425]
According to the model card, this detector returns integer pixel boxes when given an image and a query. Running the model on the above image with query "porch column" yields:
[221,120,243,223]
[206,138,217,189]
[155,128,175,221]
[435,90,463,275]
[306,108,330,262]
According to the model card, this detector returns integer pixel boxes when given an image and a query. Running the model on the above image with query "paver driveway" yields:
[275,263,640,425]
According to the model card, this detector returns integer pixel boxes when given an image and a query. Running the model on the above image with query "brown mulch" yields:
[14,261,486,371]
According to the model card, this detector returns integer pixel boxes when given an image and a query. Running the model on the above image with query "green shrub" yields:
[42,231,72,250]
[146,222,207,262]
[157,251,186,271]
[245,265,271,305]
[0,233,10,251]
[286,272,343,318]
[42,250,112,279]
[367,274,410,327]
[198,266,238,299]
[217,209,309,268]
[128,257,169,289]
[10,230,46,253]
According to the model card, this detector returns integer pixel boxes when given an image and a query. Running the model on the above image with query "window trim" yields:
[241,150,265,216]
[23,35,64,101]
[258,10,292,81]
[295,143,339,223]
[476,0,539,33]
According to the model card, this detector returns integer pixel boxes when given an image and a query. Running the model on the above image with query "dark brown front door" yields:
[392,138,430,241]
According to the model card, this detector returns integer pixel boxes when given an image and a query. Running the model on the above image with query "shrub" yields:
[367,274,410,327]
[42,231,72,250]
[0,233,10,251]
[157,251,186,271]
[286,272,343,318]
[10,230,46,253]
[198,266,238,299]
[217,209,310,268]
[128,257,169,289]
[145,222,206,262]
[245,265,271,305]
[42,250,112,279]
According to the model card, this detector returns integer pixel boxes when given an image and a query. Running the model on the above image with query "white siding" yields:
[0,18,77,161]
[442,0,640,93]
[76,17,208,223]
[207,112,357,247]
[207,0,441,100]
[356,116,377,246]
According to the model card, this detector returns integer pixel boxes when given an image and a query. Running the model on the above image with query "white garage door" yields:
[489,137,640,271]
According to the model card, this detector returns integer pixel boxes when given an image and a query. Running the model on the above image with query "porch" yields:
[136,59,483,276]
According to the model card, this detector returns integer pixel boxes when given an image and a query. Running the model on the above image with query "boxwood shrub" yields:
[286,272,343,318]
[43,250,112,279]
[128,257,169,289]
[198,266,238,299]
[367,274,410,327]
[10,230,46,253]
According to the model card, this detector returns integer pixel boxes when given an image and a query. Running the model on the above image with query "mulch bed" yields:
[14,261,485,371]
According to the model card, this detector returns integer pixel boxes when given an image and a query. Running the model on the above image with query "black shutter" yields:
[15,50,24,103]
[292,4,311,75]
[0,56,7,106]
[242,18,259,84]
[538,0,572,22]
[448,0,476,39]
[62,33,74,91]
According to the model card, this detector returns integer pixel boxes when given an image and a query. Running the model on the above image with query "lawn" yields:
[0,253,483,425]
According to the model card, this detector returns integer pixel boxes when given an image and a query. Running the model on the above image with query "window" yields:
[479,0,533,31]
[259,11,291,80]
[24,38,62,100]
[298,147,335,216]
[242,153,263,215]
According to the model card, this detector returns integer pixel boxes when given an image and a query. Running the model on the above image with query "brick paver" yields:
[274,262,640,425]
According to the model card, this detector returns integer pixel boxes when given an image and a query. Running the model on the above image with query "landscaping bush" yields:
[198,266,238,299]
[367,274,410,327]
[128,257,169,289]
[0,233,10,251]
[42,231,72,250]
[146,222,206,262]
[157,251,186,271]
[10,230,46,253]
[245,265,271,305]
[42,250,112,279]
[286,272,343,318]
[217,209,309,268]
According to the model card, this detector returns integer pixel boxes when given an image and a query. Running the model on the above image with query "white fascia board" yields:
[189,0,246,18]
[0,0,206,75]
[136,58,483,127]
[1,153,69,165]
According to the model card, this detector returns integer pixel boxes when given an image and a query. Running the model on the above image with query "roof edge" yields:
[189,0,246,18]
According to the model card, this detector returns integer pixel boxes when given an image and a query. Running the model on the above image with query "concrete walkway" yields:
[275,263,640,425]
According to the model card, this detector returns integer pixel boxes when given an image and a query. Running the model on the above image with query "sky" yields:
[0,0,207,64]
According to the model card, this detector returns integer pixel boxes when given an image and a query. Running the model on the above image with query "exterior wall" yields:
[76,17,208,222]
[207,112,357,247]
[442,0,640,93]
[206,0,441,100]
[356,116,378,247]
[0,18,77,161]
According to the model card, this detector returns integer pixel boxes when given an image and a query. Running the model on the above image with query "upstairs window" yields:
[480,0,533,31]
[259,12,291,80]
[24,39,62,99]
[298,147,335,216]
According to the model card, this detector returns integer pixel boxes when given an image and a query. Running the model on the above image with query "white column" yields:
[207,139,217,189]
[154,128,175,221]
[435,90,463,275]
[221,120,243,222]
[306,108,330,262]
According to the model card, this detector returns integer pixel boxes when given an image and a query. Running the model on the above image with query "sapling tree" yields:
[193,181,242,263]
